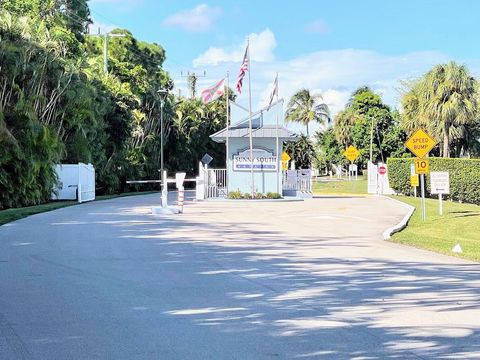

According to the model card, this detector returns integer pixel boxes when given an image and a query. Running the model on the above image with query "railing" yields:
[206,169,227,198]
[282,170,312,192]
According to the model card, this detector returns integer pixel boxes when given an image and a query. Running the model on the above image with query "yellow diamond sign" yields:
[281,151,291,162]
[405,129,437,158]
[343,145,360,162]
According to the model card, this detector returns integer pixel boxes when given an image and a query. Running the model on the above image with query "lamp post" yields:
[157,89,169,173]
[157,88,169,207]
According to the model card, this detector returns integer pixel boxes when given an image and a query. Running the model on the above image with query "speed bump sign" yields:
[414,158,429,174]
[405,129,437,158]
[343,145,360,163]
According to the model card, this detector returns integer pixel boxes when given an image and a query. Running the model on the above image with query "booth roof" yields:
[210,124,298,143]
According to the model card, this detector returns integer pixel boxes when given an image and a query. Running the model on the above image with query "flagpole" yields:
[247,38,255,197]
[275,73,280,195]
[225,72,230,195]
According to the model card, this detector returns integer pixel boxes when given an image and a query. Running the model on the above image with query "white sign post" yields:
[430,171,450,215]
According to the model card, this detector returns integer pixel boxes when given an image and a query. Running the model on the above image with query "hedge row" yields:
[387,158,480,205]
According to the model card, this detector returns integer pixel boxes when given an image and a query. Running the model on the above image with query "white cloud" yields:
[193,28,276,66]
[171,29,452,135]
[305,19,329,34]
[163,4,222,32]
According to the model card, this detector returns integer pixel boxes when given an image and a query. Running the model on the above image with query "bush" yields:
[387,157,480,204]
[227,190,243,199]
[227,191,283,200]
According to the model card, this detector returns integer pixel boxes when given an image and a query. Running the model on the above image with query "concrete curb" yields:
[380,196,416,240]
[205,197,304,203]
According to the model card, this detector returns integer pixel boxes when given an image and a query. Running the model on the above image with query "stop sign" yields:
[378,165,387,175]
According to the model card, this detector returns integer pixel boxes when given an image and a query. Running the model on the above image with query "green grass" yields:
[391,196,480,262]
[0,191,156,226]
[312,177,368,195]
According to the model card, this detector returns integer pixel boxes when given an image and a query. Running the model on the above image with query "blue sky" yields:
[88,0,480,129]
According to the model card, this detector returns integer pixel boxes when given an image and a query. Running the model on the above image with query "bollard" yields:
[178,187,185,213]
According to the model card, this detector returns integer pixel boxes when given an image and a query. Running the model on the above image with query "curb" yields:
[205,197,304,203]
[380,196,416,240]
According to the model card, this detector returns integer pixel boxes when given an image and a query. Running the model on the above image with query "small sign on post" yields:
[414,158,429,175]
[343,146,360,163]
[405,129,437,158]
[430,171,450,215]
[405,129,437,222]
[343,145,360,191]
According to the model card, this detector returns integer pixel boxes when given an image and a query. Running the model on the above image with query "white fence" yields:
[283,169,312,193]
[52,163,95,203]
[206,169,227,198]
[196,162,227,199]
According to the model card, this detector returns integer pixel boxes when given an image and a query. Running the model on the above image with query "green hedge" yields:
[387,158,480,205]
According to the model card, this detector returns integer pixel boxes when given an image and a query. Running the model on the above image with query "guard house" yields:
[210,100,298,195]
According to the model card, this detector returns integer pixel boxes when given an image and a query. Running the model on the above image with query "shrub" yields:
[227,190,243,199]
[227,191,283,200]
[266,192,282,199]
[387,157,480,204]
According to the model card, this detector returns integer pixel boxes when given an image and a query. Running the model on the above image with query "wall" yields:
[226,138,283,194]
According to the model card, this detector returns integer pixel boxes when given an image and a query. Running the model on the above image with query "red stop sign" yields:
[378,165,387,175]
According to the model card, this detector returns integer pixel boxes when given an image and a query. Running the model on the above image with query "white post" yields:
[246,39,255,197]
[225,72,230,195]
[439,194,443,216]
[275,73,280,195]
[420,174,426,221]
[161,170,168,208]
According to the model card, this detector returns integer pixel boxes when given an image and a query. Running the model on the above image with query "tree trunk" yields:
[443,123,450,158]
[306,123,310,137]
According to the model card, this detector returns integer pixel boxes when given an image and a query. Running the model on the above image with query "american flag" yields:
[236,44,249,94]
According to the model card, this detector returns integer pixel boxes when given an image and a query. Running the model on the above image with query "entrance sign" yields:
[410,174,419,187]
[233,148,278,172]
[405,129,437,158]
[414,158,429,174]
[430,172,450,194]
[343,145,360,162]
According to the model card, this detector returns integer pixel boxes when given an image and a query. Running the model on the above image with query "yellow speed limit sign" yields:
[414,158,429,174]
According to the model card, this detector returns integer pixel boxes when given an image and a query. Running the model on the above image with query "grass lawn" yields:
[0,191,155,226]
[390,196,480,262]
[312,177,368,195]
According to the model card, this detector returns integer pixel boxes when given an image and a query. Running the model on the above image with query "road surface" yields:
[0,194,479,359]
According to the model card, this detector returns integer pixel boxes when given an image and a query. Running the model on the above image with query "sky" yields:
[88,0,480,132]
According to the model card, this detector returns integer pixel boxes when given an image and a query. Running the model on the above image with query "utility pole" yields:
[180,71,206,99]
[89,28,126,74]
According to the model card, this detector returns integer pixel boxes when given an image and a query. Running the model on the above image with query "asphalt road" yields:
[0,194,479,359]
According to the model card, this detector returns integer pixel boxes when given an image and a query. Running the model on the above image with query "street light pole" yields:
[369,116,374,163]
[157,89,169,207]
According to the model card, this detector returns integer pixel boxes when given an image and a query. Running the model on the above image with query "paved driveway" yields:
[0,194,479,359]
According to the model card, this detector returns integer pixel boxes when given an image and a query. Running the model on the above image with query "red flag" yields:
[201,78,225,104]
[236,45,249,94]
[267,74,278,110]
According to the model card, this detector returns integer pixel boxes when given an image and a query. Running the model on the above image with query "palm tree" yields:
[286,89,330,136]
[334,109,357,146]
[401,62,477,157]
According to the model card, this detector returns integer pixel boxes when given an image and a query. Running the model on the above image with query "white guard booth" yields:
[52,163,95,203]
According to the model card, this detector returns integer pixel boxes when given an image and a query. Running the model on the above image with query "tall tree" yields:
[401,61,478,157]
[285,89,330,136]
